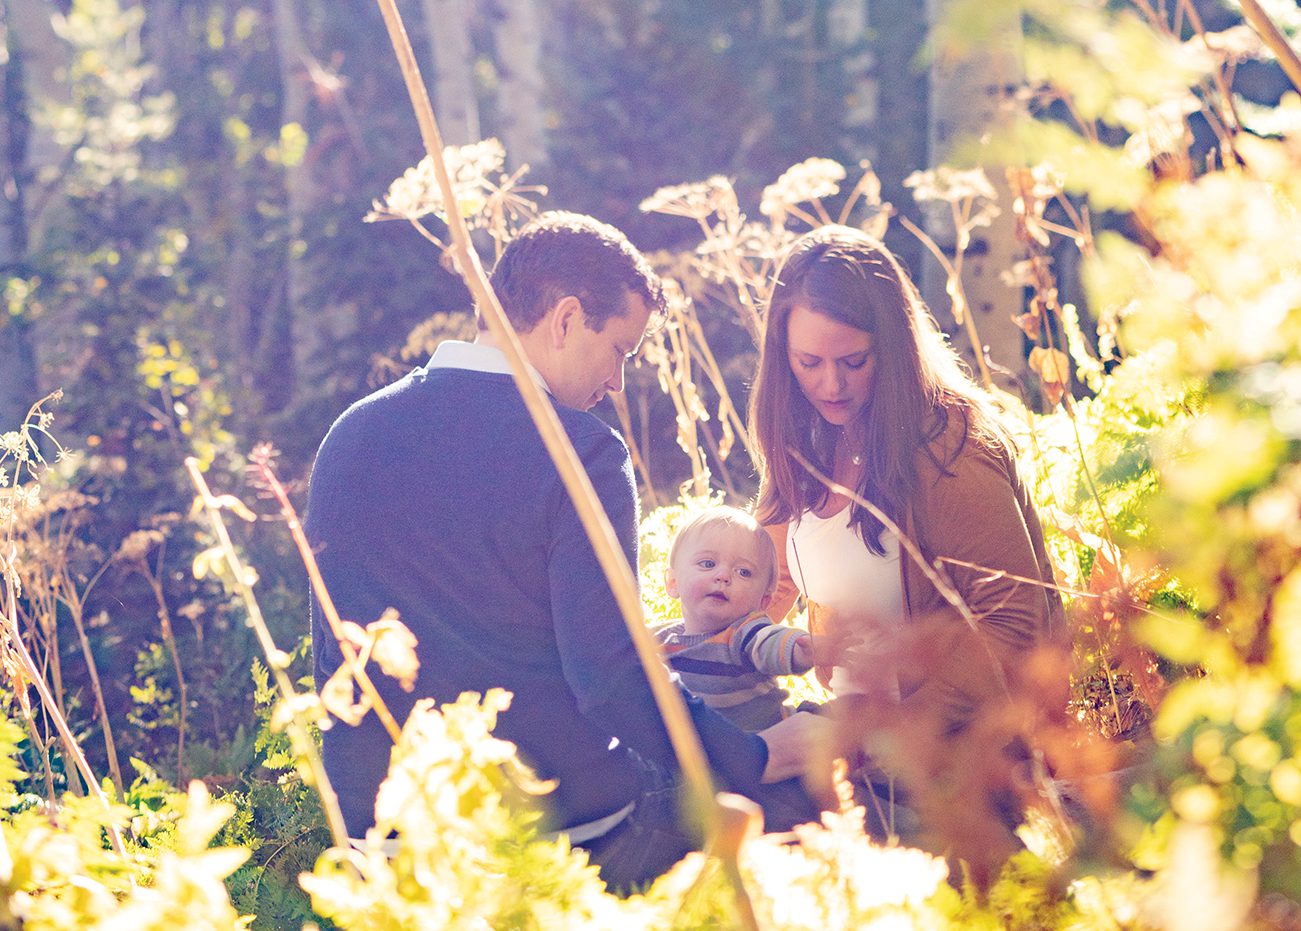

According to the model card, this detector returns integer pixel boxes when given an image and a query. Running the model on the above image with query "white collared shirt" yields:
[427,340,552,396]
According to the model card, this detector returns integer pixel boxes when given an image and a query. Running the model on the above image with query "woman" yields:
[749,226,1063,843]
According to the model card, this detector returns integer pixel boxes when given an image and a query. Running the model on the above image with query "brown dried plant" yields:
[12,490,127,799]
[245,445,407,741]
[369,3,760,918]
[787,448,1146,885]
[639,284,715,500]
[903,167,1003,388]
[184,457,350,849]
[638,161,891,494]
[115,517,187,785]
[366,137,547,264]
[0,393,126,854]
[640,158,891,351]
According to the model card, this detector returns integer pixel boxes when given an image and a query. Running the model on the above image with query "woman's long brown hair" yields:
[750,225,1009,554]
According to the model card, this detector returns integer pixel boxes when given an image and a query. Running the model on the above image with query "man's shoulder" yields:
[325,369,620,436]
[553,401,626,448]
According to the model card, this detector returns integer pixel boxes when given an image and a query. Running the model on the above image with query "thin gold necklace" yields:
[840,430,864,467]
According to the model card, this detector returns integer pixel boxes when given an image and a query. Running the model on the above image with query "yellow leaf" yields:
[340,620,368,651]
[1270,566,1301,687]
[191,545,223,580]
[320,666,370,726]
[212,494,256,522]
[1029,346,1071,408]
[368,611,420,692]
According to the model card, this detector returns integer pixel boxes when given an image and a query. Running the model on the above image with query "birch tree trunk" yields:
[141,0,190,105]
[828,0,876,162]
[0,0,37,426]
[490,0,547,171]
[0,0,62,424]
[922,0,1024,375]
[270,0,313,413]
[419,0,479,145]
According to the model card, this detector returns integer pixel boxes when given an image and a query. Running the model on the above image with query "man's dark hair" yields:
[487,211,665,333]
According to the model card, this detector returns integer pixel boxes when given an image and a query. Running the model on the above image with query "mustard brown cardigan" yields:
[766,418,1064,729]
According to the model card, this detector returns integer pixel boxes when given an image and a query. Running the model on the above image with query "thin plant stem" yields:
[664,311,711,496]
[788,448,1011,700]
[142,550,187,785]
[1238,0,1301,93]
[809,198,834,227]
[64,596,125,795]
[1,561,126,855]
[609,392,661,510]
[184,459,349,850]
[697,419,740,501]
[54,544,124,795]
[836,168,882,225]
[371,2,747,917]
[683,309,758,466]
[898,214,994,390]
[935,556,1163,621]
[248,453,403,743]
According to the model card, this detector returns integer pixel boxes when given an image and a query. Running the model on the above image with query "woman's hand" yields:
[757,711,834,783]
[805,626,853,668]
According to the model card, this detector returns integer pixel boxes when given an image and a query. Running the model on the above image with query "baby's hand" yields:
[798,628,851,668]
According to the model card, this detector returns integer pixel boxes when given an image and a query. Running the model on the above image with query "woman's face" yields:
[786,303,875,427]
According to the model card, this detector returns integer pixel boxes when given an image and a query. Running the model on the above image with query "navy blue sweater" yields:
[306,364,768,836]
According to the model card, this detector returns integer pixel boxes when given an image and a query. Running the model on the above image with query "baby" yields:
[657,505,819,731]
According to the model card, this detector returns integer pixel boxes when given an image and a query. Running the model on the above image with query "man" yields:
[307,212,824,888]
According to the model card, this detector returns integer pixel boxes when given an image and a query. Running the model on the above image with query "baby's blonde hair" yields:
[668,505,777,591]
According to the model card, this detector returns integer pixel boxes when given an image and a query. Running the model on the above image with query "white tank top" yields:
[788,507,904,697]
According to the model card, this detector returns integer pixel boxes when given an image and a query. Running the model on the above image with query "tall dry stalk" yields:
[1,559,127,855]
[246,446,403,743]
[901,167,1003,391]
[184,459,349,849]
[54,534,124,796]
[608,392,661,510]
[642,311,712,499]
[370,1,752,917]
[117,529,188,785]
[0,395,126,828]
[1238,0,1301,92]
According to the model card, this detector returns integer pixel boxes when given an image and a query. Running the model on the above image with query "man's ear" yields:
[664,567,679,599]
[546,295,584,349]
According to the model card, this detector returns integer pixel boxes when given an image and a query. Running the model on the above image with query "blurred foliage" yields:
[0,0,1299,925]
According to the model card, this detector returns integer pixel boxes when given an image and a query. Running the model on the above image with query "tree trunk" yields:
[490,0,547,171]
[828,0,876,163]
[923,0,1024,375]
[140,0,191,105]
[0,0,42,425]
[270,0,312,413]
[419,0,479,145]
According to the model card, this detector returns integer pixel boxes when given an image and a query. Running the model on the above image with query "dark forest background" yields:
[0,0,1290,828]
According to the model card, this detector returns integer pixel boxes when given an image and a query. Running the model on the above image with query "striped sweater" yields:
[658,611,813,731]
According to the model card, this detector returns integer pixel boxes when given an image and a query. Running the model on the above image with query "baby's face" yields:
[667,522,773,634]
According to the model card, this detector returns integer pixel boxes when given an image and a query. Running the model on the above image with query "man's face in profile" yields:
[550,293,650,411]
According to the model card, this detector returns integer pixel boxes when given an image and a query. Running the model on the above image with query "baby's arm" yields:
[796,632,846,670]
[737,616,817,676]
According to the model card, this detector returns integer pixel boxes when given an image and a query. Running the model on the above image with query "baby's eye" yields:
[697,559,716,569]
[737,567,753,578]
